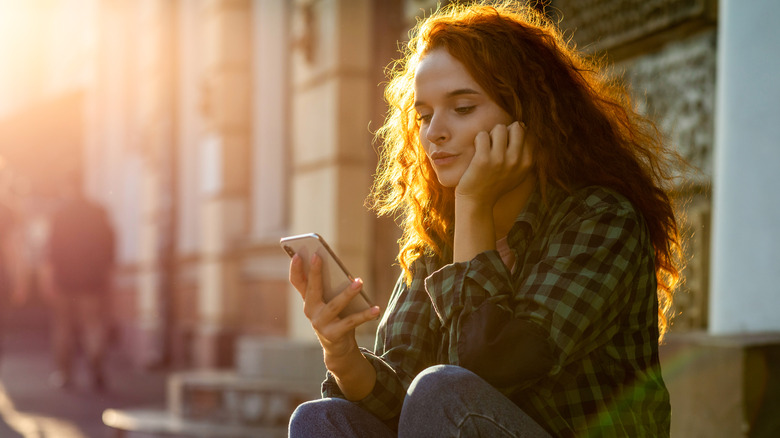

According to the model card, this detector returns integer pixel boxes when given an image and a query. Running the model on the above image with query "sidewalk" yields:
[0,302,168,438]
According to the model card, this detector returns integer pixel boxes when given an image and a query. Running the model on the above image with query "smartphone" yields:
[280,233,373,318]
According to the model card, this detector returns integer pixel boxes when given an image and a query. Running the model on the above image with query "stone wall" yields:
[554,0,716,331]
[287,0,377,340]
[618,30,716,179]
[552,0,717,57]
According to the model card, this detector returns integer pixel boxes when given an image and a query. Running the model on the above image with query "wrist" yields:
[454,191,495,211]
[454,197,496,263]
[325,345,377,401]
[323,342,362,375]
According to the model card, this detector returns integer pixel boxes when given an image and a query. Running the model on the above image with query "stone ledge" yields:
[660,331,780,437]
[102,408,286,438]
[554,0,717,56]
[168,369,321,395]
[167,370,320,425]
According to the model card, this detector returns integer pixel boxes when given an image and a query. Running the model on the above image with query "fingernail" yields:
[370,306,380,317]
[351,278,363,289]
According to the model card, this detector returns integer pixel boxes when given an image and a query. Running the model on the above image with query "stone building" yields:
[554,0,780,436]
[1,0,778,435]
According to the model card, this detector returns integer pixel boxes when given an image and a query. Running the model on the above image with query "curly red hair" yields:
[370,1,683,339]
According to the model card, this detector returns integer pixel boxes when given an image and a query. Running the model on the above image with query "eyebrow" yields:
[414,88,481,107]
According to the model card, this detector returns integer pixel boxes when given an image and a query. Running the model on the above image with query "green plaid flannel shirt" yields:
[322,185,671,437]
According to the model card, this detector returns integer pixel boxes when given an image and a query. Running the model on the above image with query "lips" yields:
[429,150,458,166]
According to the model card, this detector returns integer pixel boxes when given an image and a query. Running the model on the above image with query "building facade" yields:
[1,0,779,435]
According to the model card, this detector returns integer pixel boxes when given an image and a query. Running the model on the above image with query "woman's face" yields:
[414,47,513,188]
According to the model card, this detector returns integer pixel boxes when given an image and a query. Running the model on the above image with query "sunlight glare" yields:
[0,381,88,438]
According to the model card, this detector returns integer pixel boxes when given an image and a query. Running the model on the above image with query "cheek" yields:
[419,131,431,155]
[461,144,476,164]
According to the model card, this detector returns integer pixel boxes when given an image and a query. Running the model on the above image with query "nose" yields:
[425,113,449,145]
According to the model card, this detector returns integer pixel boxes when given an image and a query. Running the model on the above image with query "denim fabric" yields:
[289,397,395,437]
[289,365,551,437]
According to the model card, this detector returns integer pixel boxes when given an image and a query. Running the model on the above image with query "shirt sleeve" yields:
[321,264,440,424]
[320,348,410,420]
[425,194,645,391]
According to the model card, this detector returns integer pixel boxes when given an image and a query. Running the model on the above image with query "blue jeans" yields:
[289,365,552,437]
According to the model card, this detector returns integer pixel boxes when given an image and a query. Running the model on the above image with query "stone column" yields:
[133,0,178,367]
[288,0,374,341]
[251,0,288,240]
[195,0,252,367]
[710,0,780,335]
[662,2,780,434]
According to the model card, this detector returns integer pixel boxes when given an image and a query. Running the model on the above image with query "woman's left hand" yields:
[455,121,534,208]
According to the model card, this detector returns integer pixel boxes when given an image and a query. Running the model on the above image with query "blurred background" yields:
[0,0,777,437]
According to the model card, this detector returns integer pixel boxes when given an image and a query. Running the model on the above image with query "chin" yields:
[436,176,460,188]
[432,167,464,188]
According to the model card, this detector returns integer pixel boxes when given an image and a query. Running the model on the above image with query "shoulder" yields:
[567,186,636,215]
[533,186,649,252]
[549,185,641,227]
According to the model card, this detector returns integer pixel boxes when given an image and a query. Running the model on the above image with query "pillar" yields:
[710,0,780,335]
[133,0,178,367]
[195,0,252,367]
[288,0,374,341]
[661,1,780,435]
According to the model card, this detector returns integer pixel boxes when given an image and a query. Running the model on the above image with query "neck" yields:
[493,175,536,239]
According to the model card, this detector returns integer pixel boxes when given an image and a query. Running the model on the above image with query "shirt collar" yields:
[506,183,564,248]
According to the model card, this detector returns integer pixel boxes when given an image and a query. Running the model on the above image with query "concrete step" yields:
[102,336,333,434]
[167,370,320,427]
[162,337,328,427]
[103,407,287,438]
[234,335,327,381]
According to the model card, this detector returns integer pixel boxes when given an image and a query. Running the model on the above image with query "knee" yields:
[289,399,328,429]
[406,365,475,407]
[288,398,351,437]
[399,366,480,437]
[410,365,474,392]
[289,399,327,434]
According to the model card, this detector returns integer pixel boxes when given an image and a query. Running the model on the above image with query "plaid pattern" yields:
[322,185,671,437]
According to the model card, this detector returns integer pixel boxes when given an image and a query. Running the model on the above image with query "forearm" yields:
[325,345,377,401]
[454,196,496,263]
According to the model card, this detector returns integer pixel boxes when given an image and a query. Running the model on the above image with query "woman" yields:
[288,1,683,436]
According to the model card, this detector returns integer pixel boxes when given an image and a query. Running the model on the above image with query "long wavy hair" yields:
[370,1,683,339]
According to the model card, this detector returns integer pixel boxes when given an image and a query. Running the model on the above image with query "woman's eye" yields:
[455,105,475,115]
[416,113,432,123]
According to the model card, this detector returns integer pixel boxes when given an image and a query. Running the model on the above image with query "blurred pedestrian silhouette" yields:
[0,169,26,369]
[0,199,16,366]
[41,174,115,391]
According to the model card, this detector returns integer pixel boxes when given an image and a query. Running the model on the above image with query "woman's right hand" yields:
[289,253,380,364]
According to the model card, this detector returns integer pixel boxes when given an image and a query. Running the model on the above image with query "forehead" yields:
[414,48,482,96]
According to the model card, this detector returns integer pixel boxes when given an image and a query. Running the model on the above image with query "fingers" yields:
[313,277,369,322]
[505,121,524,164]
[289,254,307,297]
[480,122,526,166]
[302,254,325,318]
[310,277,381,341]
[292,252,377,326]
[519,122,533,169]
[511,121,533,172]
[489,123,508,160]
[474,130,491,161]
[328,305,382,335]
